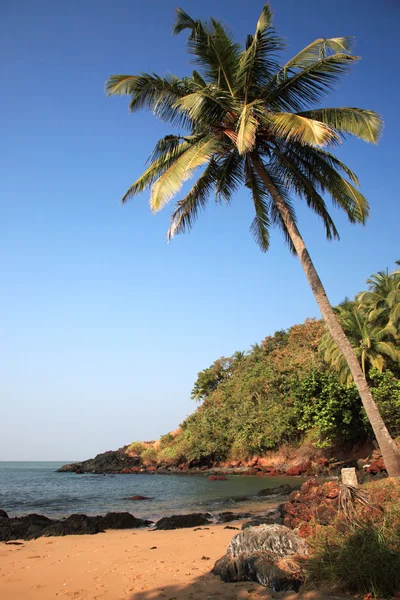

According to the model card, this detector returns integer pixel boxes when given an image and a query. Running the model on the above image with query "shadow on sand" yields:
[129,570,347,600]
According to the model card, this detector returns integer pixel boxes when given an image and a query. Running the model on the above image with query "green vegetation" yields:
[107,3,400,473]
[304,479,400,598]
[137,265,399,465]
[126,441,147,456]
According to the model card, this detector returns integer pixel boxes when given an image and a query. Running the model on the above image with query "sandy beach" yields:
[0,523,347,600]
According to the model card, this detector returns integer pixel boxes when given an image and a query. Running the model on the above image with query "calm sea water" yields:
[0,462,297,521]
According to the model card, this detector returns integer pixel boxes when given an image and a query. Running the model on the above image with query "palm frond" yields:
[105,74,139,96]
[266,54,359,112]
[280,37,354,76]
[167,159,219,239]
[297,108,383,144]
[174,10,240,94]
[267,112,341,146]
[150,136,218,212]
[236,102,261,154]
[235,3,284,95]
[121,140,192,203]
[271,151,339,240]
[245,157,270,251]
[215,151,244,202]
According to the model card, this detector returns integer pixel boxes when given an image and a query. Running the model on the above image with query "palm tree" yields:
[106,4,400,474]
[358,269,400,330]
[320,302,400,384]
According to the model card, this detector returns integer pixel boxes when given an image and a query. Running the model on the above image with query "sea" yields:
[0,462,298,521]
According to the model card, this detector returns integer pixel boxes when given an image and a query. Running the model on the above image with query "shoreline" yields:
[0,521,344,600]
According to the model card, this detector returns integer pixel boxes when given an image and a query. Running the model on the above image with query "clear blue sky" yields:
[1,0,399,460]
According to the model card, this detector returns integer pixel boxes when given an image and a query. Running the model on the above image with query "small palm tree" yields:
[358,269,400,330]
[106,4,400,474]
[320,302,400,384]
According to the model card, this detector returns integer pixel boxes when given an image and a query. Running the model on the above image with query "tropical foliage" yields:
[140,265,400,464]
[321,266,400,383]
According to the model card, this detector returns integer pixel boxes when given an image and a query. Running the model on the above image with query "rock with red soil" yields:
[285,461,311,476]
[367,458,386,474]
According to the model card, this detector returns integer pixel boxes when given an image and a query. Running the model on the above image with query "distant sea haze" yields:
[0,462,296,520]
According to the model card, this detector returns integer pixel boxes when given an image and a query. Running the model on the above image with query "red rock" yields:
[208,475,227,481]
[367,458,386,474]
[297,523,313,538]
[146,466,157,472]
[285,461,311,476]
[316,457,329,466]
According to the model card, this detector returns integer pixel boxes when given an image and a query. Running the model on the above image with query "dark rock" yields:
[57,448,141,474]
[242,514,283,530]
[98,512,152,529]
[0,514,54,542]
[212,524,308,592]
[35,514,102,538]
[224,525,239,530]
[216,511,253,523]
[0,510,8,519]
[123,495,153,501]
[154,513,212,530]
[0,511,152,542]
[258,485,294,497]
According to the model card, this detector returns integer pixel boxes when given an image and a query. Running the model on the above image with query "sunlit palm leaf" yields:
[298,108,383,144]
[267,112,341,146]
[150,137,218,212]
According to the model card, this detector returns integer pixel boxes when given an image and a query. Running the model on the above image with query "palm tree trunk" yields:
[253,156,400,477]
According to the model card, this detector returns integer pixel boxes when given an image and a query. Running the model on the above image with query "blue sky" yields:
[1,0,398,460]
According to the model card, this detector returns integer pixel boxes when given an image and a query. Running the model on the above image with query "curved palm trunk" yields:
[253,156,400,477]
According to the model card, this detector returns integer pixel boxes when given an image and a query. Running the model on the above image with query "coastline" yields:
[0,522,344,600]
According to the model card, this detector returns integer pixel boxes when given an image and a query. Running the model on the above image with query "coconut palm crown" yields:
[106,4,382,249]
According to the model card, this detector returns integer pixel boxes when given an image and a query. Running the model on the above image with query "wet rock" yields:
[216,511,253,523]
[0,514,54,542]
[154,513,212,530]
[123,495,153,501]
[0,510,8,519]
[208,475,227,481]
[98,512,152,529]
[34,514,102,538]
[258,484,294,497]
[212,524,307,592]
[0,511,152,541]
[242,513,283,530]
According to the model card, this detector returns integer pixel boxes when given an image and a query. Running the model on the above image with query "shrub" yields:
[304,519,400,598]
[140,447,158,466]
[127,441,147,456]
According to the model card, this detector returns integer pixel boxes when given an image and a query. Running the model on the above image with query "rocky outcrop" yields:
[212,524,308,592]
[0,512,152,542]
[0,510,8,519]
[154,513,212,530]
[57,449,141,474]
[241,511,283,529]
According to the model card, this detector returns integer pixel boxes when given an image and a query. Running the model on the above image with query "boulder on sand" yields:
[212,524,308,592]
[154,513,212,530]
